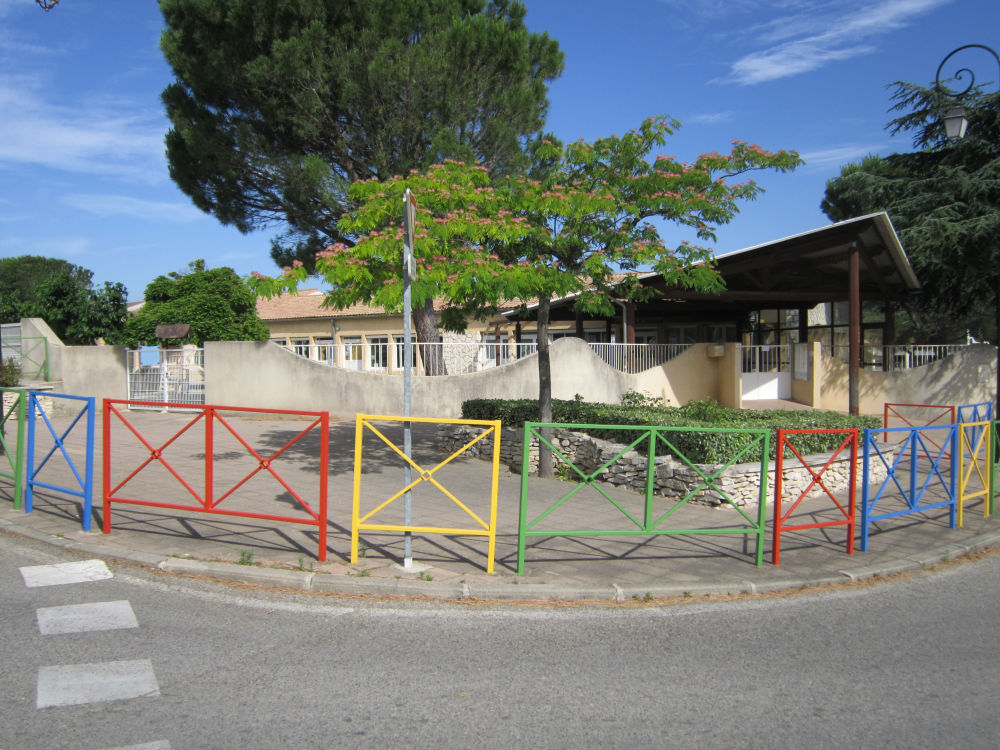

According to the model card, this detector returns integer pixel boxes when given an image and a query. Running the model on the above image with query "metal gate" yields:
[126,348,205,410]
[741,345,791,400]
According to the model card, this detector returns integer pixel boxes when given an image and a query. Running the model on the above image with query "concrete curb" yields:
[3,515,1000,603]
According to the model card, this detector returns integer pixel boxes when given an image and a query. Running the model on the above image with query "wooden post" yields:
[849,243,861,416]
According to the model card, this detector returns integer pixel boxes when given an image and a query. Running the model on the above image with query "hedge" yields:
[461,397,880,464]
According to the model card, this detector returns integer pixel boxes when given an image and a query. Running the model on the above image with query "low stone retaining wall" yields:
[440,424,888,507]
[2,390,53,419]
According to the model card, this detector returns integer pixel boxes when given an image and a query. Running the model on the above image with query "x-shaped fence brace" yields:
[772,429,858,565]
[351,414,502,573]
[26,392,94,530]
[517,422,770,574]
[103,399,329,560]
[862,425,958,551]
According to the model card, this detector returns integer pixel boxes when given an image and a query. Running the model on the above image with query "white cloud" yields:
[0,79,167,183]
[798,143,887,168]
[62,193,205,223]
[714,0,952,84]
[688,111,734,125]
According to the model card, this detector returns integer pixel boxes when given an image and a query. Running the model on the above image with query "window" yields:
[314,338,333,362]
[482,333,510,367]
[634,329,657,345]
[290,338,310,357]
[516,333,537,358]
[368,335,389,370]
[342,337,363,370]
[665,326,696,345]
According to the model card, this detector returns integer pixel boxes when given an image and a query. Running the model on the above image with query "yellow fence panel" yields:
[352,414,502,573]
[958,421,991,526]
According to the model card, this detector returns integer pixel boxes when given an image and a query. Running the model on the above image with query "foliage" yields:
[257,116,800,469]
[461,396,878,463]
[256,117,800,349]
[620,389,668,409]
[822,82,1000,342]
[122,261,269,347]
[158,0,563,269]
[0,255,128,345]
[0,358,22,388]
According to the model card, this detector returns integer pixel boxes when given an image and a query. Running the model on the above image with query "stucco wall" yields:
[791,342,822,407]
[206,338,637,417]
[820,343,995,414]
[19,311,996,420]
[60,346,128,403]
[631,344,730,407]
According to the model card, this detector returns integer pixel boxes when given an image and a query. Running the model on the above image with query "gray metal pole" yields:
[402,189,415,568]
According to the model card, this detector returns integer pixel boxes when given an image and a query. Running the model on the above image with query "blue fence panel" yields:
[25,392,95,531]
[957,401,993,423]
[861,424,958,551]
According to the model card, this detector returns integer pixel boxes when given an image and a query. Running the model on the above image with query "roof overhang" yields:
[509,212,920,318]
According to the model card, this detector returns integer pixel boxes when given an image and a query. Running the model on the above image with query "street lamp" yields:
[933,44,1000,426]
[934,43,999,135]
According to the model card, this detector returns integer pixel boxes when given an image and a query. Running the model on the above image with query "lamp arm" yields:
[934,44,1000,97]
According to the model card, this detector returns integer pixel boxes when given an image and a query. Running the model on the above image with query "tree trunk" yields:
[537,297,553,478]
[413,298,447,375]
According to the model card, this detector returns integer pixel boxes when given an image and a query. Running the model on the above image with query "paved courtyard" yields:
[1,406,996,600]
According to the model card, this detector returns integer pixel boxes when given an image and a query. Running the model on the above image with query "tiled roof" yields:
[257,289,452,321]
[256,273,648,321]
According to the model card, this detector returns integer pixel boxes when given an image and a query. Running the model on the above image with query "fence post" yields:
[0,388,27,509]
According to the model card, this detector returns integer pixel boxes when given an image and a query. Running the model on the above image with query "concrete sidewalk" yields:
[1,409,997,601]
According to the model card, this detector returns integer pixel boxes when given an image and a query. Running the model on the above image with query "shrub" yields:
[0,357,21,388]
[461,396,878,464]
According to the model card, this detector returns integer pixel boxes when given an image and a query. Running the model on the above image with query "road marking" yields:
[36,659,160,708]
[36,600,139,635]
[20,559,113,588]
[97,741,172,750]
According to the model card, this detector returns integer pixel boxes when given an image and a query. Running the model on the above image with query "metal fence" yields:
[0,332,49,380]
[861,424,958,551]
[833,344,969,371]
[742,345,791,373]
[516,421,771,573]
[103,400,330,561]
[589,343,691,373]
[126,348,205,410]
[278,338,979,376]
[277,340,692,375]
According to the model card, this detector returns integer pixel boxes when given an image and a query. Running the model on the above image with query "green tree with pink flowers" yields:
[255,116,801,473]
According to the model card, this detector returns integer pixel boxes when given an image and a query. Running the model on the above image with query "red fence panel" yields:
[772,429,858,565]
[884,402,955,440]
[103,399,329,560]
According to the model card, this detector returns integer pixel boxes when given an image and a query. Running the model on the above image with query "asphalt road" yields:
[2,530,998,750]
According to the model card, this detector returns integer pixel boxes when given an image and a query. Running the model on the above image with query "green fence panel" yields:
[14,337,49,380]
[517,422,770,574]
[0,388,27,509]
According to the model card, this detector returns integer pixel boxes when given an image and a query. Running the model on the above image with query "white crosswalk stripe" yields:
[19,559,113,587]
[36,658,161,708]
[37,600,139,635]
[97,741,172,750]
[16,558,168,749]
[97,742,172,750]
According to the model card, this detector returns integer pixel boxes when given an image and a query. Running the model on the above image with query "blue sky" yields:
[1,0,997,301]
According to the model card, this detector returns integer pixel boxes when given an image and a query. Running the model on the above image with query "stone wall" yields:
[2,390,54,419]
[439,424,886,507]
